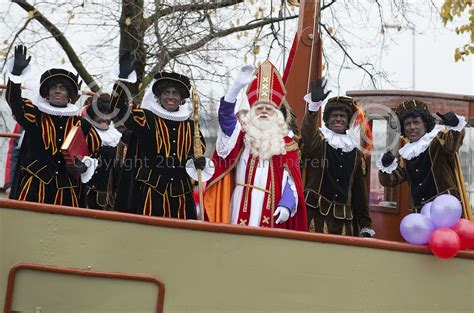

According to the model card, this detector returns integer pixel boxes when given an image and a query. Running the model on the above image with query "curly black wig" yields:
[398,107,436,136]
[323,102,355,129]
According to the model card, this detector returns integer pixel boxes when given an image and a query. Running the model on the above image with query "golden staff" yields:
[192,86,204,221]
[454,153,473,221]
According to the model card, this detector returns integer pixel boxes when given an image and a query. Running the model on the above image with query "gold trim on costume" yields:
[269,159,275,227]
[236,183,271,194]
[24,113,36,123]
[40,73,79,90]
[18,176,34,201]
[285,139,298,152]
[206,148,245,189]
[154,77,190,91]
[242,155,258,213]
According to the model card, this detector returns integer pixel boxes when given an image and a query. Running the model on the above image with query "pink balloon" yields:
[452,219,474,250]
[429,228,461,259]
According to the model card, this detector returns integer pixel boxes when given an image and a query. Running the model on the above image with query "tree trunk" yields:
[119,0,146,97]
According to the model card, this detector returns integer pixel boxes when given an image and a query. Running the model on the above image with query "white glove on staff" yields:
[224,65,256,102]
[274,206,290,224]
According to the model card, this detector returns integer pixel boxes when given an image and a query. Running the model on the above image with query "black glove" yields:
[193,156,206,171]
[310,79,331,103]
[118,51,134,79]
[65,158,87,176]
[12,45,32,76]
[436,111,459,127]
[381,151,395,167]
[101,146,116,160]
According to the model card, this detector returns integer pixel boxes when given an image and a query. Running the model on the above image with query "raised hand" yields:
[12,45,32,76]
[234,65,256,87]
[118,51,135,79]
[381,151,395,167]
[225,65,256,102]
[436,111,459,127]
[310,79,331,102]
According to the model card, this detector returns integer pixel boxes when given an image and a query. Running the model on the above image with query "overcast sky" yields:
[347,15,473,96]
[323,0,473,97]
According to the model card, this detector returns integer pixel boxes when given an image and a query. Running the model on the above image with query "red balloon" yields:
[452,219,474,250]
[429,228,461,259]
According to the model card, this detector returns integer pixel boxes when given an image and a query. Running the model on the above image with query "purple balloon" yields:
[400,213,436,245]
[430,195,462,228]
[420,202,432,218]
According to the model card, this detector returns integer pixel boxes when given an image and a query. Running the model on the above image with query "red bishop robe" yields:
[204,131,307,231]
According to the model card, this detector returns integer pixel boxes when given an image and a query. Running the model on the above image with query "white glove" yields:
[360,227,376,238]
[274,206,290,224]
[224,65,256,102]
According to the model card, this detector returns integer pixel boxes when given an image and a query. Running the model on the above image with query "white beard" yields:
[240,110,288,160]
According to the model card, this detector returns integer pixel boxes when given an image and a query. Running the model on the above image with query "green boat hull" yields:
[1,199,473,312]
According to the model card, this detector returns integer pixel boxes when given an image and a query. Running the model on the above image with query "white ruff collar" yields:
[94,122,122,147]
[35,94,80,116]
[399,125,442,160]
[320,127,356,152]
[140,80,191,121]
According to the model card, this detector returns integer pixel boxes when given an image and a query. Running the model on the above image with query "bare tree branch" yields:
[2,16,33,70]
[170,14,298,62]
[141,14,298,88]
[321,0,337,11]
[11,0,100,92]
[143,0,244,30]
[320,22,377,88]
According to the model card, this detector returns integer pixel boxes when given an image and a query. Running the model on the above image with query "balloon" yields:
[429,228,461,259]
[420,202,432,218]
[400,213,435,245]
[430,195,462,228]
[452,219,474,250]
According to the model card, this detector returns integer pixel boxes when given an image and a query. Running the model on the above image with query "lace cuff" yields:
[80,156,99,183]
[185,158,215,182]
[376,155,398,174]
[3,58,32,84]
[110,64,137,83]
[216,122,241,158]
[445,114,467,132]
[303,93,323,112]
